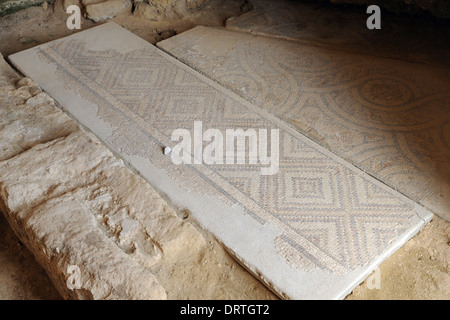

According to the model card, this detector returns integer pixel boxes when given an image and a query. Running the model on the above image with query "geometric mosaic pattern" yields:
[9,23,432,298]
[158,26,450,223]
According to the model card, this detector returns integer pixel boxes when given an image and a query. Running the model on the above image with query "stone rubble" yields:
[84,0,132,22]
[62,0,210,22]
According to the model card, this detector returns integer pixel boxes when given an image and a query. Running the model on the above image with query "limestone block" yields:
[65,166,206,268]
[186,0,207,10]
[88,163,206,258]
[1,54,78,161]
[133,2,166,21]
[327,0,450,19]
[82,0,105,5]
[0,121,204,299]
[0,77,79,161]
[134,0,207,21]
[0,130,117,214]
[17,192,167,299]
[84,0,131,22]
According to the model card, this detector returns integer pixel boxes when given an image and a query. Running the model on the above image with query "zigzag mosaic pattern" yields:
[157,26,450,222]
[29,35,430,275]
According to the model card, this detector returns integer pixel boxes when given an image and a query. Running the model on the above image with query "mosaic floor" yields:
[9,22,433,299]
[158,26,450,224]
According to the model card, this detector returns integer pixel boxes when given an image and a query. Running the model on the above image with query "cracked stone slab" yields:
[9,22,433,299]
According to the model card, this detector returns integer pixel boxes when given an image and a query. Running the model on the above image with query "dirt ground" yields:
[0,0,448,300]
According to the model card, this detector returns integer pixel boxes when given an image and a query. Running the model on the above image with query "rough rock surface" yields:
[0,0,52,17]
[0,53,205,299]
[0,54,78,161]
[134,0,208,21]
[20,192,167,299]
[0,79,79,161]
[327,0,450,19]
[0,130,168,299]
[63,0,80,10]
[64,0,209,22]
[0,211,61,299]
